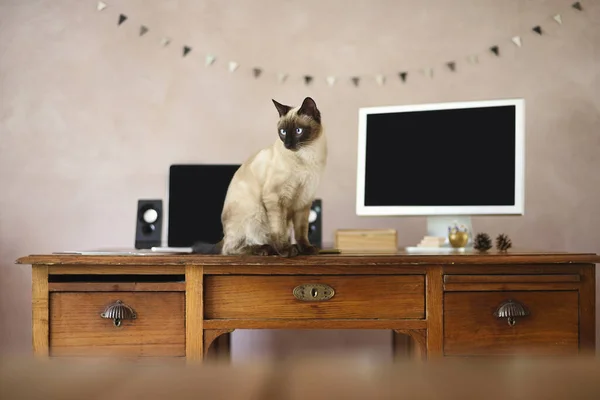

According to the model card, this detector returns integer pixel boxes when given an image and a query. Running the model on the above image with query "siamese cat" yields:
[192,96,327,257]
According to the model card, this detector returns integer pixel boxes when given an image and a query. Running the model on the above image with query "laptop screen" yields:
[167,164,240,247]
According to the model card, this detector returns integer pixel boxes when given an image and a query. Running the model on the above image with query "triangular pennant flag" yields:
[532,26,543,35]
[97,1,107,11]
[421,68,433,78]
[161,37,171,47]
[277,73,288,84]
[118,14,127,26]
[399,72,408,82]
[351,77,360,87]
[205,54,216,66]
[512,36,522,47]
[553,14,562,24]
[375,74,386,86]
[139,25,149,36]
[572,2,582,11]
[182,46,192,57]
[446,62,456,72]
[252,68,262,78]
[326,76,336,86]
[467,55,479,64]
[304,75,313,85]
[228,62,239,72]
[490,46,500,56]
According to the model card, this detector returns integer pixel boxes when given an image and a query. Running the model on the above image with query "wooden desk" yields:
[16,251,598,361]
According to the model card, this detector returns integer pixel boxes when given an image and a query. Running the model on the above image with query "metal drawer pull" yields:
[293,284,335,301]
[494,299,529,326]
[100,300,137,327]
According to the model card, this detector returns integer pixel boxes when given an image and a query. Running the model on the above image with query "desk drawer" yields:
[49,292,185,357]
[204,275,425,320]
[444,291,579,356]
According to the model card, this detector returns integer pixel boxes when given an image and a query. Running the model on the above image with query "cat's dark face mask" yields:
[272,97,322,152]
[278,122,313,151]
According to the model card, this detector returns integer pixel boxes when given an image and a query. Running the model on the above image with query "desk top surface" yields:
[16,249,600,266]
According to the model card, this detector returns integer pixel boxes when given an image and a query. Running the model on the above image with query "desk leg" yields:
[185,265,204,362]
[426,266,444,358]
[579,264,596,355]
[204,330,234,362]
[214,332,232,361]
[393,330,427,361]
[32,265,49,357]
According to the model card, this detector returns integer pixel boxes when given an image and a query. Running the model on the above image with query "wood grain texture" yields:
[32,265,49,357]
[16,251,600,267]
[203,319,427,330]
[47,265,185,275]
[444,291,579,356]
[204,265,428,275]
[425,266,444,358]
[48,282,185,292]
[444,282,581,291]
[334,229,398,252]
[579,264,596,354]
[204,275,425,320]
[443,264,592,274]
[49,292,185,357]
[47,356,187,365]
[18,252,598,362]
[185,265,204,363]
[443,274,581,283]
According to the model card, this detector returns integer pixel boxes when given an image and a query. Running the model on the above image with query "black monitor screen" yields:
[167,164,240,247]
[364,105,516,206]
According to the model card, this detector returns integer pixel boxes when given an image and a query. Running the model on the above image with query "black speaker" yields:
[135,199,163,249]
[308,199,322,249]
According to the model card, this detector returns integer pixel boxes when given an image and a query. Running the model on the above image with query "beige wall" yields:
[1,0,599,357]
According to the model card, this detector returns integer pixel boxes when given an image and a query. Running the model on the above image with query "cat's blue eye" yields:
[296,127,303,135]
[280,129,286,136]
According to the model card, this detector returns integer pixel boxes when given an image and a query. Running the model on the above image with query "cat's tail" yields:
[191,240,223,254]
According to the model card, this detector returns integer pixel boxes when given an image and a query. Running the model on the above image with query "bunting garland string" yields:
[95,1,587,87]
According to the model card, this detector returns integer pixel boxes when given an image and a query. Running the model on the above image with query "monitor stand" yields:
[405,215,474,253]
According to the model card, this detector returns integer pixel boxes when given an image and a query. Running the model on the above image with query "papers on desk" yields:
[53,247,193,256]
[416,236,447,248]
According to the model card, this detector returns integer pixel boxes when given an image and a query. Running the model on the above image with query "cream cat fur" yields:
[192,97,327,257]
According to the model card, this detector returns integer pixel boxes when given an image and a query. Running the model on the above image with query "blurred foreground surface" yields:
[2,355,600,399]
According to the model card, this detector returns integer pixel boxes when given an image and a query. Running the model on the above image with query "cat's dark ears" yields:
[272,99,292,117]
[297,97,321,123]
[272,97,321,123]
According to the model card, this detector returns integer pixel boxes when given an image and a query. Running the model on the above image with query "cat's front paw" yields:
[298,244,319,255]
[274,243,299,258]
[295,239,319,255]
[251,244,276,256]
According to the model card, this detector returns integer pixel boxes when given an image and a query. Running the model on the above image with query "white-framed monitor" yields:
[356,98,525,248]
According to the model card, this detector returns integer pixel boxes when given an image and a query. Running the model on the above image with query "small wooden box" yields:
[334,229,398,253]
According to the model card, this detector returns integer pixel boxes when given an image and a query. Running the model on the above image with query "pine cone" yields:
[473,233,492,252]
[496,233,512,252]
